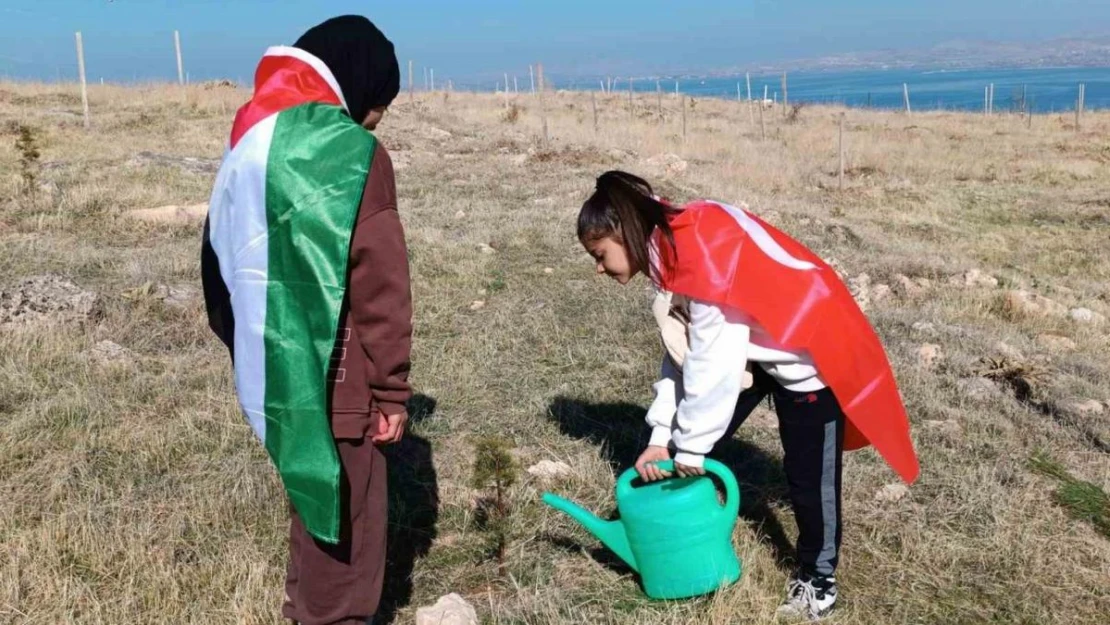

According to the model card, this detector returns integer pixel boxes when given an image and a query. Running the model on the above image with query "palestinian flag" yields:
[658,200,920,483]
[204,47,378,543]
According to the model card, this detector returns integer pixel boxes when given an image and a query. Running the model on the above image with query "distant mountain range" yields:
[715,35,1110,75]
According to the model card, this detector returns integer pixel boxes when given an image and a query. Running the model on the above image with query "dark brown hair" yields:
[577,170,679,284]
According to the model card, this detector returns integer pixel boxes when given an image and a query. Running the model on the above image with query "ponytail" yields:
[577,170,679,284]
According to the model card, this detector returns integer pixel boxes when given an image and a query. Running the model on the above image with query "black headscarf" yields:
[293,15,401,123]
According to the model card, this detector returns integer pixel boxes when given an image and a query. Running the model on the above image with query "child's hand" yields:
[372,409,408,445]
[635,446,673,482]
[674,462,706,478]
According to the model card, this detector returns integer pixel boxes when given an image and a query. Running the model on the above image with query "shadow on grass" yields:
[377,394,440,624]
[544,396,796,575]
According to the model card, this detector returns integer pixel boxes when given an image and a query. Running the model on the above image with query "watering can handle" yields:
[615,459,740,522]
[703,459,741,523]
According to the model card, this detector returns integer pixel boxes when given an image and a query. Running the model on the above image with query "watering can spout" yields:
[542,493,638,572]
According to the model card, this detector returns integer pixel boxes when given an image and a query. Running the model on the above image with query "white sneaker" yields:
[775,573,837,621]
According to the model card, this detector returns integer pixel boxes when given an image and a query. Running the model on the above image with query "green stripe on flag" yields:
[263,102,377,544]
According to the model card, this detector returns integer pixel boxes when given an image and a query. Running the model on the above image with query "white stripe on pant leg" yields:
[816,418,838,576]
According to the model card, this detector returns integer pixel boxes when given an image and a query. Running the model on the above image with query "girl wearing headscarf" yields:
[201,15,409,625]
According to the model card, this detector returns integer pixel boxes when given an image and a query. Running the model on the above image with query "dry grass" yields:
[2,81,1109,624]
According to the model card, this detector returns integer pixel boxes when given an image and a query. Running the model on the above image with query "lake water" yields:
[552,67,1110,113]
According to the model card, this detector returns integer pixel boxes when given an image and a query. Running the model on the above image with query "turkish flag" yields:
[657,200,919,483]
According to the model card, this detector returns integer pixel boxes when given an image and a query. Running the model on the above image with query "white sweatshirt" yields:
[645,297,827,468]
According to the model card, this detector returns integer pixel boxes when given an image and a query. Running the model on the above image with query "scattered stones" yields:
[643,153,689,176]
[415,594,477,625]
[917,344,943,368]
[1001,290,1067,319]
[469,300,486,311]
[994,341,1025,361]
[1066,399,1105,416]
[874,483,909,503]
[1069,307,1106,325]
[1035,334,1077,351]
[527,460,573,481]
[0,275,101,326]
[895,274,928,297]
[950,269,998,288]
[126,203,208,225]
[84,340,132,365]
[872,284,892,302]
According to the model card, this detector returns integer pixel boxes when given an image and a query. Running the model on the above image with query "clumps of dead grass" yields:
[501,102,523,124]
[972,356,1052,402]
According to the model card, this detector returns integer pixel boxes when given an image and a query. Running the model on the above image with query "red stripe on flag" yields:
[230,55,343,149]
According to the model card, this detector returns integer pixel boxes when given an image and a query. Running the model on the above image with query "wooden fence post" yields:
[656,80,663,122]
[537,63,548,145]
[903,83,911,114]
[408,60,414,101]
[681,95,687,142]
[592,89,598,131]
[838,113,846,190]
[75,32,89,129]
[529,65,535,94]
[628,77,634,118]
[174,30,184,85]
[782,72,788,116]
[759,99,766,140]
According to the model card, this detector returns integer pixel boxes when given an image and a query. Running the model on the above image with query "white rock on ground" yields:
[994,341,1025,361]
[643,153,688,176]
[917,344,943,368]
[415,593,478,625]
[875,483,910,503]
[895,274,927,297]
[951,269,999,288]
[0,275,101,325]
[1003,290,1068,318]
[1069,307,1106,325]
[527,460,573,480]
[871,284,892,302]
[1035,334,1077,351]
[1067,400,1105,416]
[478,243,497,255]
[469,300,486,311]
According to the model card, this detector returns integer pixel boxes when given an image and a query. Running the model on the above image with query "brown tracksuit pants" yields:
[282,437,388,625]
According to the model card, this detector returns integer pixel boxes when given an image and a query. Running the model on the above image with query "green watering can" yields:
[542,459,741,600]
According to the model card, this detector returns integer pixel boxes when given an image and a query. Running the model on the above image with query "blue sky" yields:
[1,1,1107,84]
